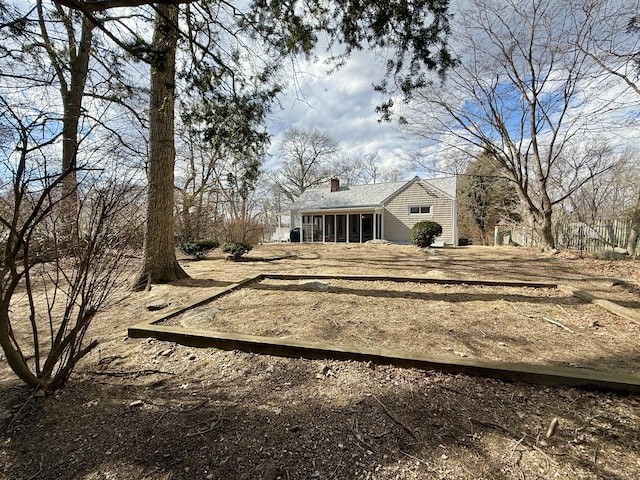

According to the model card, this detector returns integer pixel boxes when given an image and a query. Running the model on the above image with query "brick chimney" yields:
[330,178,340,192]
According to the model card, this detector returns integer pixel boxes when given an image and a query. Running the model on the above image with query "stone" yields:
[0,408,11,422]
[145,285,172,311]
[299,281,329,291]
[145,296,171,311]
[179,306,219,329]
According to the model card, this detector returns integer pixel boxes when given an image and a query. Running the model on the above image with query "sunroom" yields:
[299,210,384,243]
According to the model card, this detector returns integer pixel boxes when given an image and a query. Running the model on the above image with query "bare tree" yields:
[402,0,617,250]
[0,100,140,390]
[565,146,638,223]
[274,127,340,201]
[35,0,93,239]
[578,0,640,254]
[58,0,456,287]
[174,121,223,243]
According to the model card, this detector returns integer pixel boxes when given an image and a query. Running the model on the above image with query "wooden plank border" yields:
[261,273,559,289]
[558,284,640,324]
[128,274,640,394]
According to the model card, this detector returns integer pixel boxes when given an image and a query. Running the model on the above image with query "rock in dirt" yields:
[0,408,11,422]
[145,286,172,311]
[299,281,329,291]
[424,269,448,279]
[179,306,219,329]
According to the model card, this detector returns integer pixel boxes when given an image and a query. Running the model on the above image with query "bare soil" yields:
[164,278,639,374]
[1,244,640,480]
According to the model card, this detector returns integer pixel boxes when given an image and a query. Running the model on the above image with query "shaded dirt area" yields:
[1,244,639,480]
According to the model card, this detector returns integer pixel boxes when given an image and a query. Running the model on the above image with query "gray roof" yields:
[425,176,457,198]
[289,176,456,212]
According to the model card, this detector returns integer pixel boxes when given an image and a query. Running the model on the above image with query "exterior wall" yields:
[384,183,456,244]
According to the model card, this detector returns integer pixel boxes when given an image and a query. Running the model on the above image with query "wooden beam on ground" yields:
[559,284,640,324]
[142,275,263,326]
[128,274,640,394]
[262,273,558,289]
[127,324,640,394]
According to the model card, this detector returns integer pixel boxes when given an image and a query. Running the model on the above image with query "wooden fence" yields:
[554,219,638,254]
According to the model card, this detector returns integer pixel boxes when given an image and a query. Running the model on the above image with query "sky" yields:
[265,48,422,178]
[264,0,640,183]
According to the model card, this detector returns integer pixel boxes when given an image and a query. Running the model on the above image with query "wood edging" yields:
[128,274,640,394]
[558,284,640,324]
[262,273,559,289]
[143,275,263,326]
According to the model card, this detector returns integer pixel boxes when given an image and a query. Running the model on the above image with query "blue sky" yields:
[264,0,640,183]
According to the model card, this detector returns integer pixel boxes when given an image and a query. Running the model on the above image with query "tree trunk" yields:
[38,5,94,242]
[539,210,556,251]
[627,190,640,256]
[133,4,188,290]
[0,300,44,388]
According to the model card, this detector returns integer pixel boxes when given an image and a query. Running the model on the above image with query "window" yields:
[409,205,431,214]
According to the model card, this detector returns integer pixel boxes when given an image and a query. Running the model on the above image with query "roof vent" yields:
[330,178,340,192]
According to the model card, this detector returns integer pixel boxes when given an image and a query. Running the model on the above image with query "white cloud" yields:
[266,48,421,178]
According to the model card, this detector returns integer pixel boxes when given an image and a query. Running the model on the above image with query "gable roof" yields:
[288,176,456,212]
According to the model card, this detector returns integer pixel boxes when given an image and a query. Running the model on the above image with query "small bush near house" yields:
[179,240,219,259]
[411,221,443,248]
[222,241,253,260]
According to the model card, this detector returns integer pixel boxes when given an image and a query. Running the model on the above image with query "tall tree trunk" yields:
[133,4,188,290]
[539,208,556,252]
[38,4,94,242]
[627,190,640,256]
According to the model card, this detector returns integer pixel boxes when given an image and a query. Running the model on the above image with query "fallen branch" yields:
[373,396,420,442]
[187,415,223,437]
[350,415,374,450]
[88,369,174,378]
[539,316,573,333]
[472,417,556,472]
[25,456,43,480]
[506,302,573,332]
[546,417,559,438]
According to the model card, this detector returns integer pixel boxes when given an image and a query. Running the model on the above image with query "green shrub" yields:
[178,240,219,259]
[411,221,443,248]
[222,241,252,259]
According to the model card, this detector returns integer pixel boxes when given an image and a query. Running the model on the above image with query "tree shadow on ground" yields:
[249,282,579,306]
[1,346,638,480]
[169,278,236,288]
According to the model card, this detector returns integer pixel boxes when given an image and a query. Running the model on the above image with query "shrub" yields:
[222,241,253,259]
[178,240,219,259]
[411,221,443,247]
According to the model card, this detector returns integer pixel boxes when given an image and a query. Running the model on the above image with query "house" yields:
[286,176,457,245]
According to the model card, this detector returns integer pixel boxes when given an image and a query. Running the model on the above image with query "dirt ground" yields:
[1,244,640,480]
